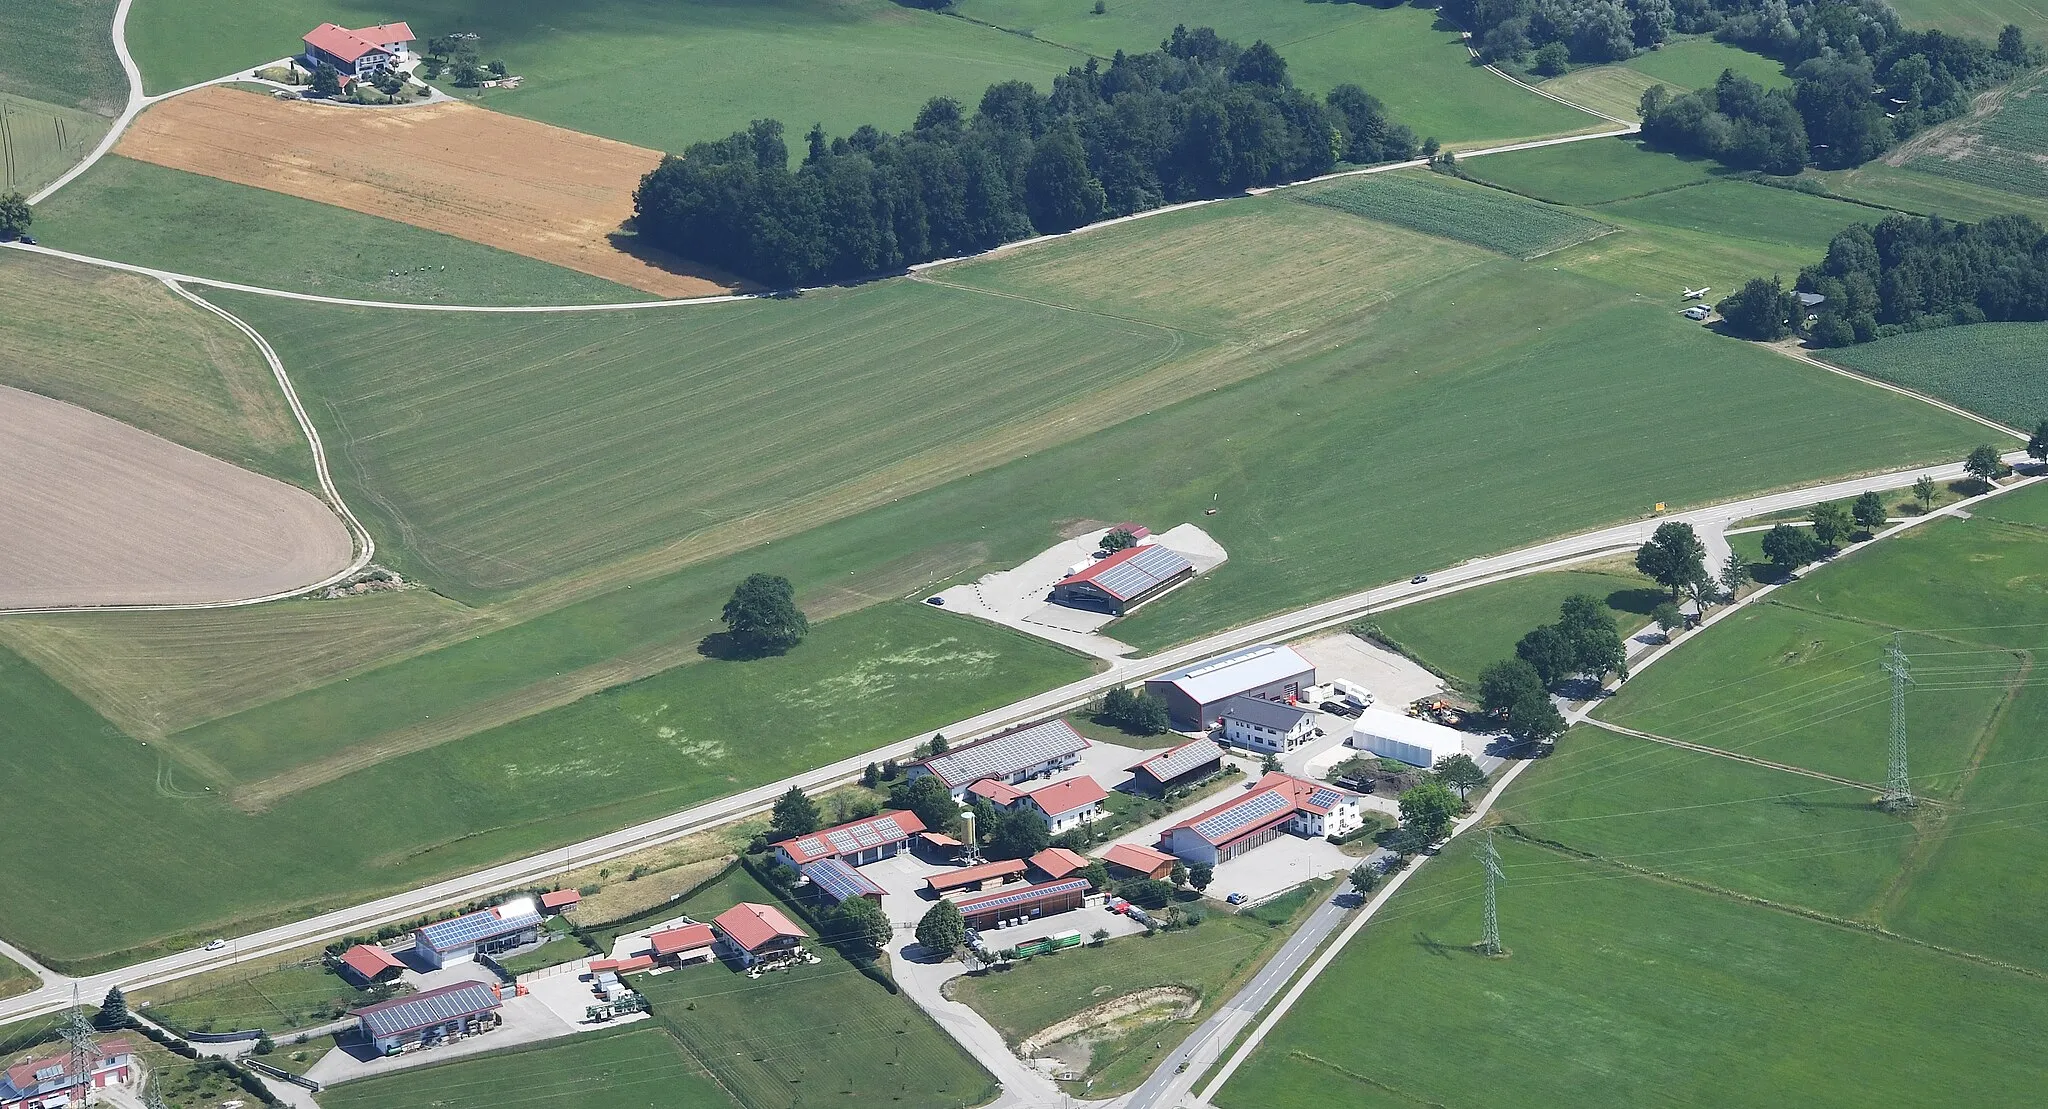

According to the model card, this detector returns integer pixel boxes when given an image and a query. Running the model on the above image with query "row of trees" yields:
[1639,24,2037,173]
[632,27,1419,285]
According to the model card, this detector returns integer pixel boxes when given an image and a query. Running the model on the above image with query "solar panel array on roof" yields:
[355,981,500,1038]
[956,878,1091,914]
[802,858,884,903]
[1083,544,1194,601]
[1138,738,1224,781]
[922,720,1088,787]
[784,811,917,863]
[1189,789,1291,843]
[1307,787,1345,810]
[417,903,542,951]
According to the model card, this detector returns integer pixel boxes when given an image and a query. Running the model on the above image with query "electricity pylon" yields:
[1882,631,1915,810]
[1480,830,1504,956]
[63,986,102,1105]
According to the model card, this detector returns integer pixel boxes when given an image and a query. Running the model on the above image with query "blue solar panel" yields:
[1307,788,1345,810]
[924,720,1088,787]
[1142,739,1224,781]
[356,982,500,1038]
[959,878,1089,914]
[1190,789,1290,842]
[803,858,883,903]
[1088,544,1193,600]
[418,904,540,950]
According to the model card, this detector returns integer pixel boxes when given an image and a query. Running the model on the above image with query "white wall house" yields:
[1018,776,1108,835]
[1219,695,1317,752]
[302,21,415,79]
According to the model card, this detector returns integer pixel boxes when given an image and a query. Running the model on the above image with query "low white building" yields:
[1347,707,1469,768]
[1219,695,1317,753]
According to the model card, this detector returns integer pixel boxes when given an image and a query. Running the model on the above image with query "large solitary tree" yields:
[722,573,809,654]
[0,191,31,240]
[2029,420,2048,464]
[769,785,820,839]
[1431,753,1486,799]
[1505,692,1565,748]
[1810,501,1852,550]
[311,61,342,96]
[1851,490,1888,535]
[1635,521,1708,598]
[830,896,893,955]
[1966,445,2004,489]
[914,899,967,956]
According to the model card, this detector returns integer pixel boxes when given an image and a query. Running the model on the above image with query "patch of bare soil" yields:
[1018,986,1200,1058]
[117,86,744,298]
[0,387,351,607]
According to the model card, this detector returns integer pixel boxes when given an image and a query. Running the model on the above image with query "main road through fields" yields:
[0,451,2023,1038]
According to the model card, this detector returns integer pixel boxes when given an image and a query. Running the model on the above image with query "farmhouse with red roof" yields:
[712,903,807,968]
[302,21,415,80]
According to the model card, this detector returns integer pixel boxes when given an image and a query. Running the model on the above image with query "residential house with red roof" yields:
[1014,775,1108,835]
[1157,772,1364,866]
[302,21,415,80]
[1027,847,1091,882]
[711,903,807,968]
[1,1039,133,1109]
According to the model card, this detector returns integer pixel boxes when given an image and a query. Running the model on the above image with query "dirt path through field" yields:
[0,386,352,607]
[115,86,742,298]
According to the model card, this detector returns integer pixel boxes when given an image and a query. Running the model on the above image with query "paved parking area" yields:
[932,524,1227,658]
[1294,631,1445,708]
[523,965,654,1030]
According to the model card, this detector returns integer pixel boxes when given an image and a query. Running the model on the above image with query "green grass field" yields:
[634,868,996,1109]
[143,959,367,1034]
[0,250,314,489]
[1907,68,2048,199]
[949,910,1284,1093]
[1593,179,1880,255]
[1825,323,2048,430]
[0,0,126,113]
[1888,0,2048,40]
[0,603,1090,971]
[319,1025,728,1109]
[1218,836,2048,1109]
[31,156,643,305]
[1802,157,2048,223]
[1540,36,1788,121]
[1366,565,1663,685]
[953,0,1600,146]
[1462,134,1716,205]
[1299,172,1618,259]
[0,954,32,1001]
[0,92,109,195]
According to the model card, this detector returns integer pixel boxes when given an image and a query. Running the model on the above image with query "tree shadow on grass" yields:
[1605,587,1667,617]
[697,631,790,661]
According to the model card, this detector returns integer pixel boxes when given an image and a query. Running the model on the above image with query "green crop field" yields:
[952,0,1601,146]
[0,0,126,113]
[126,0,1081,150]
[1908,69,2048,199]
[1463,134,1716,205]
[1366,565,1664,685]
[1888,0,2048,40]
[1540,37,1788,121]
[1299,172,1618,259]
[0,603,1089,971]
[31,157,643,305]
[1826,323,2048,429]
[949,911,1286,1093]
[1218,836,2048,1109]
[0,250,314,489]
[0,92,109,195]
[635,868,995,1109]
[319,1025,728,1109]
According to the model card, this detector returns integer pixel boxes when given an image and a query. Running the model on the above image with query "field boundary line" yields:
[1581,718,1890,793]
[1772,340,2027,441]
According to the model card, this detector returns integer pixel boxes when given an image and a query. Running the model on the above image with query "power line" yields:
[1479,830,1503,957]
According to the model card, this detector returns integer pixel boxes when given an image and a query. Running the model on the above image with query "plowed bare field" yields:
[0,387,352,607]
[115,87,739,298]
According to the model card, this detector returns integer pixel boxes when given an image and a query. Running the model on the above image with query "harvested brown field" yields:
[0,387,352,607]
[115,86,740,298]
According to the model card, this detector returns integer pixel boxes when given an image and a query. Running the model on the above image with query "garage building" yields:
[648,923,717,967]
[1127,737,1226,794]
[1146,645,1316,731]
[1347,707,1470,768]
[954,877,1091,930]
[1050,544,1195,615]
[414,898,543,969]
[1158,772,1364,866]
[338,943,405,985]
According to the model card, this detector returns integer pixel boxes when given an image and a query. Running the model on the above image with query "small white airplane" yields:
[1682,287,1711,300]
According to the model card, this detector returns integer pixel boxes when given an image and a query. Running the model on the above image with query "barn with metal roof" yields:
[1050,544,1195,615]
[1144,644,1315,730]
[1157,772,1364,866]
[352,981,502,1053]
[1127,737,1226,794]
[953,877,1091,930]
[906,719,1090,798]
[802,857,885,904]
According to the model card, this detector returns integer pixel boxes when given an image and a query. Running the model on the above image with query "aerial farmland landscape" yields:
[1,0,2045,1106]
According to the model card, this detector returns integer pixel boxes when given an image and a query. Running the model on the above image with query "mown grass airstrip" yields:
[1299,171,1619,259]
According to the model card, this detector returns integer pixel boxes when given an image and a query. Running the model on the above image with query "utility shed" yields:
[1127,737,1226,794]
[1146,644,1315,731]
[1347,707,1469,768]
[954,878,1090,930]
